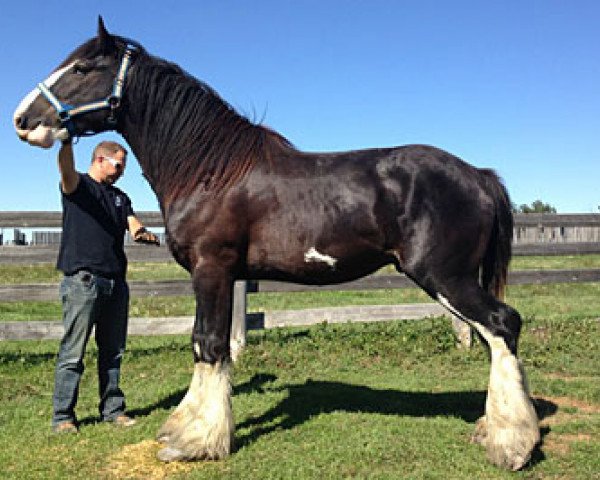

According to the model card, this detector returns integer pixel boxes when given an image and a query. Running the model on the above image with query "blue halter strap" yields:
[36,44,137,139]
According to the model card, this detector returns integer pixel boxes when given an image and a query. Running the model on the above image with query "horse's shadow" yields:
[233,375,557,454]
[128,372,557,461]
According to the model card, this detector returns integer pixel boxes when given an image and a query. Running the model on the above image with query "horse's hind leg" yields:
[157,264,234,462]
[435,278,540,470]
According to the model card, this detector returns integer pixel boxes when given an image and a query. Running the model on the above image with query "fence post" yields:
[451,317,472,349]
[230,280,247,362]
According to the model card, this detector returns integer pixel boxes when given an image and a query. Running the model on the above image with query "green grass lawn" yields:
[1,255,599,478]
[0,254,599,285]
[0,261,191,285]
[510,254,600,270]
[0,315,598,479]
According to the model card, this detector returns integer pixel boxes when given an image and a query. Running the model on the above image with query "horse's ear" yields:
[97,16,116,52]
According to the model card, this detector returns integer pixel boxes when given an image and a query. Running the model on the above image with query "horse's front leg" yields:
[157,265,234,462]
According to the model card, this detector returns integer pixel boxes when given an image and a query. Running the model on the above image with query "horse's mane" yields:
[120,40,295,198]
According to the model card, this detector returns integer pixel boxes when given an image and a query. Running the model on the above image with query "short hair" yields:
[91,141,128,164]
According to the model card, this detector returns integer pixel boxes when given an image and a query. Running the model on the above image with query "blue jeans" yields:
[52,271,130,426]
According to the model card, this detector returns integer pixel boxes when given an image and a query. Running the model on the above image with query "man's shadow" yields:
[128,372,556,465]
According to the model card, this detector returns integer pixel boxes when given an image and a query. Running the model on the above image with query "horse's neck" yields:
[119,125,163,196]
[118,74,225,198]
[117,60,291,203]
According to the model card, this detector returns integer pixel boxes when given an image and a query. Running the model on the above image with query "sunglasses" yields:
[100,155,124,170]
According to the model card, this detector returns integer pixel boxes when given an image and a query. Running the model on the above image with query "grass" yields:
[510,254,600,270]
[2,256,600,478]
[0,256,599,478]
[0,261,190,285]
[0,254,599,285]
[0,315,598,479]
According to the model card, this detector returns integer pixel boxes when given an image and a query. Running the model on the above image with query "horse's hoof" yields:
[156,433,170,444]
[157,446,187,462]
[470,416,488,445]
[487,448,532,471]
[485,437,537,471]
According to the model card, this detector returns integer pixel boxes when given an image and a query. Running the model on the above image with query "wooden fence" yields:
[1,212,599,345]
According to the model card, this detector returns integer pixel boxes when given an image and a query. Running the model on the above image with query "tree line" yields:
[512,200,557,214]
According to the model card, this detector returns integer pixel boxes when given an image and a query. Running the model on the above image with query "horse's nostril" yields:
[15,115,43,131]
[15,115,27,129]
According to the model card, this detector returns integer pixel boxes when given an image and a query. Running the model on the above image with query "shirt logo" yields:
[115,195,123,207]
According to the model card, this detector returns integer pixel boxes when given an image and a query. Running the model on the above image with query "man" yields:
[52,140,159,433]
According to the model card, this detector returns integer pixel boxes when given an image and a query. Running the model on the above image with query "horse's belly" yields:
[246,243,391,285]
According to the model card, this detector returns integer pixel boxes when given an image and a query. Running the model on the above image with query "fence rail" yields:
[2,211,599,228]
[0,211,164,228]
[1,269,598,302]
[2,212,599,256]
[2,242,600,264]
[0,304,453,341]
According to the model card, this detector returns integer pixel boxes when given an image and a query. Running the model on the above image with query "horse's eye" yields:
[72,61,93,75]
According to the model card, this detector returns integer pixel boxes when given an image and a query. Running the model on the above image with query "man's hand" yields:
[133,227,160,246]
[56,128,71,145]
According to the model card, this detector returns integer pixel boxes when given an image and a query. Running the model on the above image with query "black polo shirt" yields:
[57,173,134,278]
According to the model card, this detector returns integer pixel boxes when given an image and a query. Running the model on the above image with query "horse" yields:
[13,18,539,470]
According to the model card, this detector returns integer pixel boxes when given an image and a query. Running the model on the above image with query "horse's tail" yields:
[479,169,513,300]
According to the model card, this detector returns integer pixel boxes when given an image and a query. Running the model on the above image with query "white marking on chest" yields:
[304,247,337,267]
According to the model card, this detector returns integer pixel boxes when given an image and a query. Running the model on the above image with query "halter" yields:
[37,43,138,139]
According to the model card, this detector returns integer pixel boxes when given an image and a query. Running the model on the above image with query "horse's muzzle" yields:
[14,123,57,149]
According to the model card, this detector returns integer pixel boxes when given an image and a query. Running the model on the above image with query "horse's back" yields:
[240,143,499,284]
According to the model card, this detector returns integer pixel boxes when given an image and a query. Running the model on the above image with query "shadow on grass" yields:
[233,374,556,469]
[0,337,190,367]
[77,388,189,427]
[236,377,488,449]
[123,371,556,462]
[0,350,57,366]
[127,389,188,419]
[123,373,279,421]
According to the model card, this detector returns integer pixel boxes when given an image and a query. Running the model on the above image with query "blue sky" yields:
[1,1,599,214]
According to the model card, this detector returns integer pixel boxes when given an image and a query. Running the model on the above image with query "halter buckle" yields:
[108,95,121,108]
[58,110,71,121]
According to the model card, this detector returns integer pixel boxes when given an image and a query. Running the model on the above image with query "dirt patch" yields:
[544,433,593,457]
[536,395,600,427]
[533,394,599,460]
[541,395,600,415]
[544,372,599,383]
[103,440,199,480]
[530,326,552,342]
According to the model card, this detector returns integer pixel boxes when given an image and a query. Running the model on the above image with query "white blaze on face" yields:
[13,62,76,148]
[304,247,337,268]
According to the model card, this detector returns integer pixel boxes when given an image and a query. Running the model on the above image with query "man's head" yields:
[89,141,127,185]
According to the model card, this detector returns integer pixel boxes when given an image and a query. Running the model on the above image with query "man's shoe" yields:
[52,421,79,434]
[111,414,136,427]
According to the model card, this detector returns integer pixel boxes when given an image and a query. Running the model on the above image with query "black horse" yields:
[14,18,539,470]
